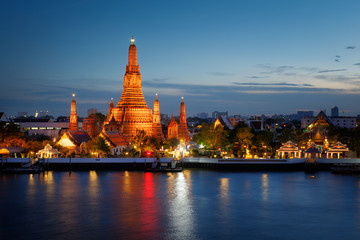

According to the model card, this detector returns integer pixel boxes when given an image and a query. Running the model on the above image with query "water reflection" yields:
[43,171,55,199]
[58,172,80,228]
[88,171,100,225]
[3,171,360,239]
[261,174,269,201]
[140,172,159,237]
[167,170,195,239]
[26,173,36,204]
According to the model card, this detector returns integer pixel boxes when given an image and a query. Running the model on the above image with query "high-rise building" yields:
[331,106,339,117]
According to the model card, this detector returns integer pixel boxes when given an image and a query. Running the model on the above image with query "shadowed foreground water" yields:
[1,170,360,240]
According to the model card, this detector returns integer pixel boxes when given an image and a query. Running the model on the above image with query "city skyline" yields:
[1,0,360,117]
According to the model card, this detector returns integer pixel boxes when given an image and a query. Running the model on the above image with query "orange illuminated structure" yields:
[69,94,78,131]
[167,114,178,139]
[178,97,191,142]
[152,94,164,140]
[103,37,153,142]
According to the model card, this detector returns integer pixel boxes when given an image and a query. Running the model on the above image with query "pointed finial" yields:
[181,96,184,102]
[156,93,158,99]
[131,36,135,44]
[72,93,75,100]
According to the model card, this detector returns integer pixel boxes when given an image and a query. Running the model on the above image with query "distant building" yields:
[331,106,339,117]
[212,111,228,119]
[17,112,28,118]
[294,110,314,120]
[17,122,69,139]
[197,112,208,119]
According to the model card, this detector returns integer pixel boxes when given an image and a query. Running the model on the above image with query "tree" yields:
[131,130,147,157]
[193,123,229,150]
[164,138,180,150]
[88,137,111,157]
[235,125,254,158]
[253,130,274,157]
[276,128,295,144]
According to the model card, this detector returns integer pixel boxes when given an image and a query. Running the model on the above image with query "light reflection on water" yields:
[1,170,360,240]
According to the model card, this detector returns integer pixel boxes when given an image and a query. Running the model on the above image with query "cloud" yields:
[144,77,170,82]
[256,64,318,75]
[354,63,360,66]
[208,72,234,76]
[317,69,347,73]
[346,46,356,50]
[247,76,269,79]
[232,82,313,87]
[258,65,294,74]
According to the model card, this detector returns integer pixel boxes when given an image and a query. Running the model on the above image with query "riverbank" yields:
[2,157,360,172]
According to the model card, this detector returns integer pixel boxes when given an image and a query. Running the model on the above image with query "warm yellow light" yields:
[131,37,135,43]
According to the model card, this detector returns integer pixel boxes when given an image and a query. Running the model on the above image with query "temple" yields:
[69,94,78,131]
[103,37,154,142]
[167,114,178,139]
[58,37,192,153]
[178,97,191,142]
[152,94,164,140]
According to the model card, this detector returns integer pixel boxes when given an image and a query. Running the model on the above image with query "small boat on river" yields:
[145,159,183,172]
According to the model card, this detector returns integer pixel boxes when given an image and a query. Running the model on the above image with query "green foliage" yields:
[88,136,111,156]
[193,123,229,150]
[131,130,160,156]
[276,128,295,144]
[164,137,180,149]
[95,113,106,125]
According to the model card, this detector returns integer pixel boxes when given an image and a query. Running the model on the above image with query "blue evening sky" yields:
[1,0,360,117]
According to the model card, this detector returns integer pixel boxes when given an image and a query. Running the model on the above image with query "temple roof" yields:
[101,131,128,147]
[304,111,335,132]
[214,115,234,130]
[67,131,91,145]
[305,143,322,153]
[277,141,300,152]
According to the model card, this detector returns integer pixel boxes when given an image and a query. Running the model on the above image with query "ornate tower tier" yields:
[104,37,153,142]
[178,97,191,142]
[69,94,78,131]
[167,114,178,139]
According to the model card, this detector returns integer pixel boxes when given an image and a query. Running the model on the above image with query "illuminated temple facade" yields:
[59,37,191,149]
[103,37,156,142]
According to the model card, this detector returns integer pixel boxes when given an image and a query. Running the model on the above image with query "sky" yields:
[1,0,360,117]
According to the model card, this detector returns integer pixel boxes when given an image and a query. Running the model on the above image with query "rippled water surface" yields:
[1,170,360,240]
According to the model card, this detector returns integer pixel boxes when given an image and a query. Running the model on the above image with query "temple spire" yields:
[178,97,191,142]
[69,94,78,131]
[128,36,137,66]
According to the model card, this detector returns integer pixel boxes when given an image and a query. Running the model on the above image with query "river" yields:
[1,170,360,239]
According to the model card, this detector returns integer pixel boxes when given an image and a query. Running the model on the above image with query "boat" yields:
[331,163,360,174]
[145,159,183,172]
[1,162,43,174]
